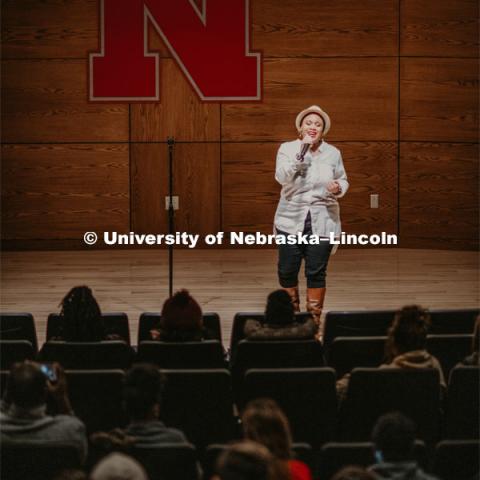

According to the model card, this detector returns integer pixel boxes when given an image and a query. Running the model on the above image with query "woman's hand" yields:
[327,181,341,194]
[301,133,315,145]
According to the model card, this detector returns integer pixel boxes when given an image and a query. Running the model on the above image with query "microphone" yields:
[296,143,310,162]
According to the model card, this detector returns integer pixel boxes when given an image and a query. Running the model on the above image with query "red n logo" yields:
[89,0,262,101]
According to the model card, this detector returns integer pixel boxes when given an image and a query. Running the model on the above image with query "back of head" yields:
[371,412,416,462]
[60,285,104,342]
[6,362,47,410]
[265,290,294,326]
[160,289,203,333]
[331,466,377,480]
[386,305,430,360]
[241,398,292,460]
[90,452,148,480]
[215,441,275,480]
[123,364,165,422]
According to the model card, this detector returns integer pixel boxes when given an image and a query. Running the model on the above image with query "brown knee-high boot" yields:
[306,287,326,337]
[283,286,300,313]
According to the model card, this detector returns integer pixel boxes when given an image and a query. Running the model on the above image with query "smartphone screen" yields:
[40,364,57,383]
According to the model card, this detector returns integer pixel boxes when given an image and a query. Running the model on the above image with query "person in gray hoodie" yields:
[0,361,87,463]
[336,305,445,401]
[368,412,439,480]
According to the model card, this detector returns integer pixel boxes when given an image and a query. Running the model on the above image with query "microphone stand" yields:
[167,137,175,298]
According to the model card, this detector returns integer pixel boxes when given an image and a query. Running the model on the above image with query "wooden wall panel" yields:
[1,144,129,239]
[252,0,398,57]
[1,60,129,143]
[131,59,220,142]
[336,142,397,236]
[222,143,279,233]
[401,0,479,57]
[1,0,98,59]
[400,58,478,142]
[222,58,398,142]
[400,142,478,250]
[131,143,220,235]
[222,142,397,236]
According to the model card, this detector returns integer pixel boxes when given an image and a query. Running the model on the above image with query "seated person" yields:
[150,289,214,341]
[244,289,317,340]
[213,441,276,480]
[91,364,188,450]
[241,398,313,480]
[331,467,376,480]
[336,305,446,401]
[52,285,114,342]
[461,314,479,366]
[90,452,148,480]
[0,361,87,463]
[368,412,439,480]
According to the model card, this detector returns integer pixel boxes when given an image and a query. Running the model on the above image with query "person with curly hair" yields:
[336,305,445,401]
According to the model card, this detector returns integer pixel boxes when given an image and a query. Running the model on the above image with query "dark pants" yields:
[277,212,333,288]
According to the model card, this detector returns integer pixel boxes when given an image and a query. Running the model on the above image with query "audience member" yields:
[90,452,148,480]
[0,361,87,463]
[52,470,87,480]
[244,290,317,340]
[213,441,276,480]
[368,412,439,480]
[91,364,188,451]
[149,289,213,341]
[461,314,480,366]
[336,305,446,401]
[331,466,377,480]
[241,398,312,480]
[54,286,106,342]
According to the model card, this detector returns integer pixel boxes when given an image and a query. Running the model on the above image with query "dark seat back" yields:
[323,310,396,348]
[429,308,479,334]
[230,312,312,357]
[66,369,126,433]
[39,341,134,369]
[0,313,38,352]
[0,340,35,370]
[432,440,480,480]
[326,336,387,377]
[161,369,237,450]
[0,443,81,480]
[339,368,441,445]
[445,366,480,439]
[47,312,131,344]
[231,339,324,396]
[128,444,199,480]
[318,441,427,480]
[136,340,226,369]
[426,334,473,379]
[242,368,337,448]
[138,312,221,343]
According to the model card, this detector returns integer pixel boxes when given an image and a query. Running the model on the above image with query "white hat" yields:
[295,105,331,135]
[90,453,149,480]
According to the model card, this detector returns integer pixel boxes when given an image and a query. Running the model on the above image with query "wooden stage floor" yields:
[1,248,478,346]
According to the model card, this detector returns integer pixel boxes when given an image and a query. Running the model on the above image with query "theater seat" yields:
[432,440,480,480]
[0,443,81,480]
[0,340,35,370]
[0,313,38,353]
[242,368,337,447]
[444,366,480,439]
[339,368,441,445]
[39,341,134,369]
[136,340,226,369]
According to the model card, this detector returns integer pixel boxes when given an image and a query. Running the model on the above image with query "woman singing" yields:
[274,105,349,330]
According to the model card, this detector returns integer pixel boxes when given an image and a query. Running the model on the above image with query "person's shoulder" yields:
[53,415,85,430]
[322,141,341,155]
[278,139,301,152]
